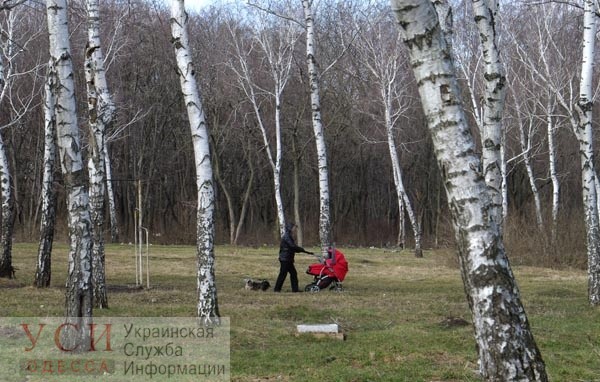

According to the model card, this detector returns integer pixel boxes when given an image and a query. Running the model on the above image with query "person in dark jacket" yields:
[274,222,312,292]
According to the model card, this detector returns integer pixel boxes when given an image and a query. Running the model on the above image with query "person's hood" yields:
[285,223,295,233]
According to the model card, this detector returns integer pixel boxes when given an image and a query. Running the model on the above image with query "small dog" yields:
[244,278,271,291]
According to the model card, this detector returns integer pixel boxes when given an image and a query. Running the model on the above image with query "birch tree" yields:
[85,0,115,309]
[508,85,544,232]
[47,0,93,347]
[171,0,220,322]
[390,0,548,379]
[227,12,299,238]
[0,131,12,278]
[0,4,21,279]
[302,0,332,252]
[34,61,57,288]
[353,11,422,256]
[546,96,560,242]
[510,0,600,303]
[574,0,600,305]
[471,0,506,230]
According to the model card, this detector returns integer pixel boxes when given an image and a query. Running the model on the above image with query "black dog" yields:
[244,279,271,291]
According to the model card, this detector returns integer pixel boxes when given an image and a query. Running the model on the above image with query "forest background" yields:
[2,0,591,267]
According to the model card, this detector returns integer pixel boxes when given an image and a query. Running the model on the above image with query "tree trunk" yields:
[292,131,303,246]
[47,0,94,349]
[171,0,220,323]
[384,94,422,257]
[85,0,114,309]
[0,45,13,279]
[472,0,506,232]
[574,0,600,306]
[302,0,331,253]
[212,140,236,245]
[514,101,543,231]
[546,98,559,244]
[391,0,548,380]
[34,61,57,288]
[105,144,119,243]
[234,150,254,245]
[0,132,14,279]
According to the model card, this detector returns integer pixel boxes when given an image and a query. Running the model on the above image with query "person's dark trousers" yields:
[274,260,299,292]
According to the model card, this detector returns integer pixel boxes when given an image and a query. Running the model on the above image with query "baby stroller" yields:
[304,247,348,292]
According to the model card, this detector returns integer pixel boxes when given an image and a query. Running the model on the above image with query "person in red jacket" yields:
[274,223,312,292]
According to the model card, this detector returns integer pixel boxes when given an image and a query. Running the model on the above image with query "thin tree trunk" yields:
[574,0,600,306]
[291,131,303,246]
[171,0,220,323]
[0,132,14,279]
[105,144,118,243]
[234,155,254,246]
[514,100,544,231]
[34,61,57,288]
[47,0,94,349]
[391,0,548,379]
[212,139,236,244]
[86,0,114,309]
[302,0,331,253]
[0,41,13,279]
[472,0,506,232]
[546,98,559,243]
[384,94,422,257]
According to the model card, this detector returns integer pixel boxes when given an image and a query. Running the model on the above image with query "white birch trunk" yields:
[273,94,285,237]
[574,0,600,306]
[546,98,559,243]
[292,132,304,246]
[514,101,544,231]
[86,0,113,309]
[0,131,13,279]
[229,20,296,239]
[472,0,506,232]
[47,0,93,348]
[0,25,13,279]
[171,0,220,323]
[353,10,421,256]
[104,144,118,243]
[391,0,547,379]
[302,0,331,252]
[500,134,508,223]
[34,61,57,288]
[384,93,422,257]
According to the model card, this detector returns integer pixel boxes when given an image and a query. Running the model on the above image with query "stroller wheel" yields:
[305,284,320,293]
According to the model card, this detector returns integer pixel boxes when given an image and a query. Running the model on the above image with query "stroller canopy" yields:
[307,248,349,282]
[328,249,349,281]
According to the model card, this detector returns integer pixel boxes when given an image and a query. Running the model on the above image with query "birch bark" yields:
[171,0,220,322]
[105,145,118,243]
[546,98,559,243]
[34,61,57,288]
[47,0,93,348]
[471,0,506,231]
[0,10,15,279]
[302,0,331,252]
[574,0,600,306]
[0,130,13,279]
[85,0,114,309]
[391,0,547,379]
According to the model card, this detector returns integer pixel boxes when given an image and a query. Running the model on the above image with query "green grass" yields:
[1,243,599,381]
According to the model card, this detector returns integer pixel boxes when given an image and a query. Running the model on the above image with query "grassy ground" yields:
[1,243,599,381]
